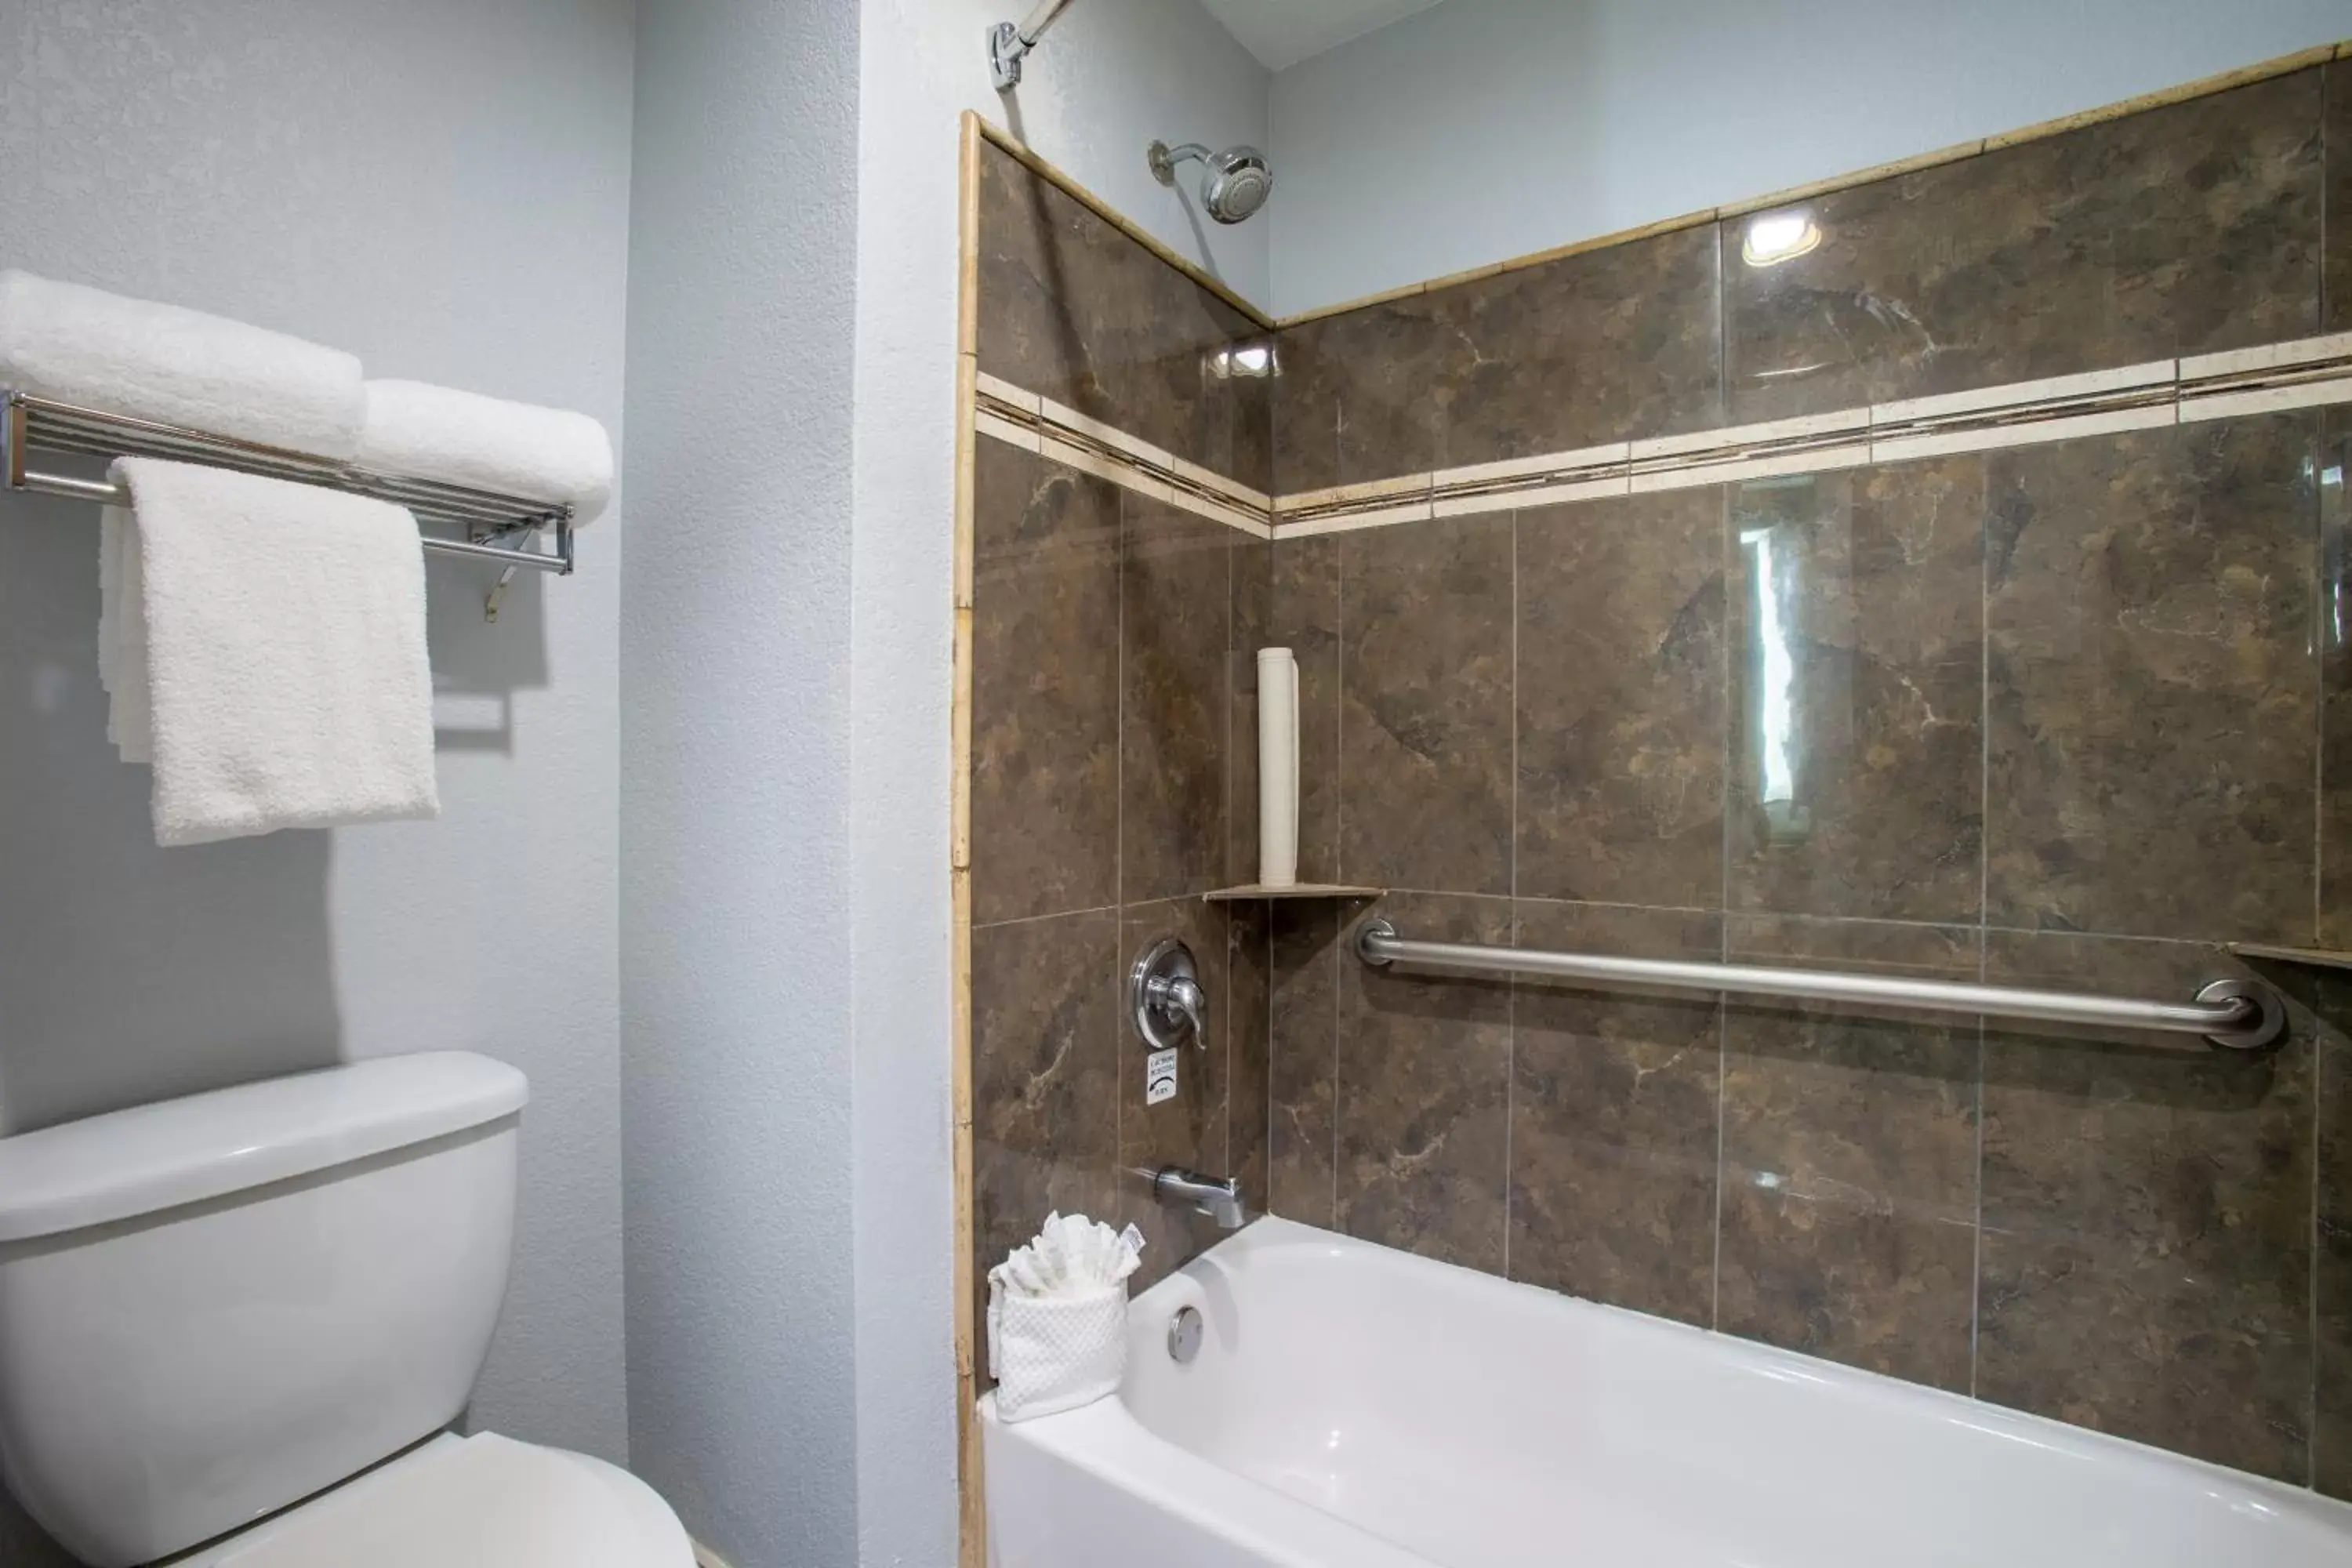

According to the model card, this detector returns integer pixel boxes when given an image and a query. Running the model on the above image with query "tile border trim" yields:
[971,372,1276,539]
[951,112,986,1568]
[967,330,2352,541]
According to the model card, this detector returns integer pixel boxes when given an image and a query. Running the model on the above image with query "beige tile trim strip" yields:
[967,330,2352,546]
[1272,39,2350,330]
[1263,332,2352,535]
[971,378,1275,539]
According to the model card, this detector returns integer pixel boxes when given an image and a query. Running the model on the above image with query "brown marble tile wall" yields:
[1510,900,1722,1327]
[979,60,2352,1494]
[2323,408,2352,948]
[2311,970,2352,1494]
[970,441,1120,927]
[1272,226,1722,495]
[1274,68,2328,489]
[969,446,1275,1316]
[1265,404,2341,1488]
[977,143,1272,490]
[1978,933,2315,1481]
[1340,515,1514,895]
[1727,463,1983,924]
[2322,60,2352,333]
[1517,490,1726,908]
[970,180,1278,1343]
[1724,73,2323,423]
[1718,916,1980,1390]
[1984,415,2318,945]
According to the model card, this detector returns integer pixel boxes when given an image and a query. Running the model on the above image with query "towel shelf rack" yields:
[2,390,575,601]
[1354,918,2287,1051]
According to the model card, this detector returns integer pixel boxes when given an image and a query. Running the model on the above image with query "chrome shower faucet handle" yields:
[1131,936,1209,1052]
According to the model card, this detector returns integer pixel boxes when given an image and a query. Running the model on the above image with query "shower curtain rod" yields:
[1353,919,2286,1052]
[988,0,1078,89]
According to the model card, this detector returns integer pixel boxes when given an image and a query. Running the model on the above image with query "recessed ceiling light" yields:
[1742,212,1822,267]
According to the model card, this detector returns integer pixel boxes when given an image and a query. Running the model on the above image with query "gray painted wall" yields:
[0,0,633,1559]
[619,2,862,1563]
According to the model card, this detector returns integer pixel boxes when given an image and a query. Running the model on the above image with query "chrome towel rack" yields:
[3,390,574,618]
[1354,919,2286,1052]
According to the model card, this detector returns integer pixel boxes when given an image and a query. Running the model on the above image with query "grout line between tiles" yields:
[1712,485,1732,1332]
[1332,543,1346,1229]
[1973,453,1993,1402]
[970,901,1122,932]
[2324,63,2335,350]
[1224,536,1236,1181]
[1504,511,1521,1279]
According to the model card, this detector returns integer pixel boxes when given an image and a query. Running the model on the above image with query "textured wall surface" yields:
[1266,0,2352,314]
[1261,65,2352,1494]
[0,2,633,1559]
[968,146,1274,1335]
[619,1,862,1564]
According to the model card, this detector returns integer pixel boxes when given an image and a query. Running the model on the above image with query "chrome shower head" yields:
[1149,140,1274,225]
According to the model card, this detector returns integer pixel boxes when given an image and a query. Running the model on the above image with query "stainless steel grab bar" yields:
[1353,919,2286,1052]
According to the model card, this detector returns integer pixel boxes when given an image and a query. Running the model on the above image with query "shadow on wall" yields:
[0,484,552,1137]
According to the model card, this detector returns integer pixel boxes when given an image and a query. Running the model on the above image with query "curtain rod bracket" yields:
[988,0,1077,91]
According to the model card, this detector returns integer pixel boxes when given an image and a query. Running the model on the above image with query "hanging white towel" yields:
[105,457,439,848]
[358,379,613,523]
[97,506,152,764]
[0,270,365,458]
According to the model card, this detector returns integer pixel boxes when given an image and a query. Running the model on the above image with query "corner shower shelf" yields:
[4,390,575,618]
[1201,884,1385,902]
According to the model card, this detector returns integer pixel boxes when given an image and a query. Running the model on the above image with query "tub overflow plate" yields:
[1167,1305,1203,1363]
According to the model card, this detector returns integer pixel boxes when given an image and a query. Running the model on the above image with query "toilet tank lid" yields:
[0,1052,528,1243]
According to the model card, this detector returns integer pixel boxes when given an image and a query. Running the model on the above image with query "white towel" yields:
[0,270,365,458]
[987,1214,1144,1423]
[104,457,440,848]
[358,379,613,523]
[97,506,152,764]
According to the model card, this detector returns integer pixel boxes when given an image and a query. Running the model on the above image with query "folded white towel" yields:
[358,379,613,523]
[0,270,365,458]
[987,1213,1144,1422]
[105,457,440,847]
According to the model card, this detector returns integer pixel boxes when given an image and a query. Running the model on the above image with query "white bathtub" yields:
[981,1217,2352,1567]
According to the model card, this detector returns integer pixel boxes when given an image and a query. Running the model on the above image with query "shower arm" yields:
[988,0,1078,90]
[1147,142,1211,185]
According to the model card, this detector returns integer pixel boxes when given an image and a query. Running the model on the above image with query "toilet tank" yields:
[0,1052,528,1568]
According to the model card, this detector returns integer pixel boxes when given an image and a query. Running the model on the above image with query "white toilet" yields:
[0,1051,691,1567]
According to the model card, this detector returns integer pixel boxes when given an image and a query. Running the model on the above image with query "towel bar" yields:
[2,390,575,615]
[1355,918,2288,1051]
